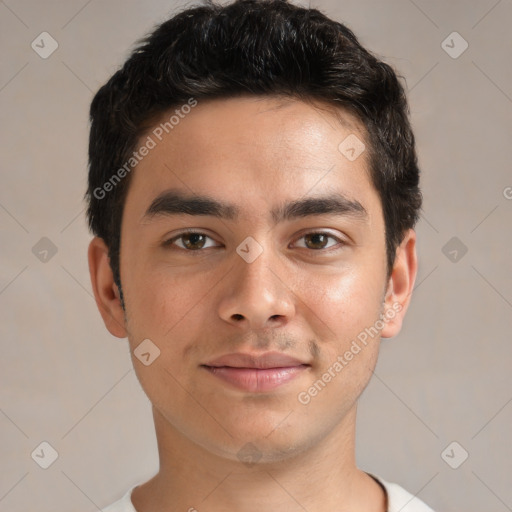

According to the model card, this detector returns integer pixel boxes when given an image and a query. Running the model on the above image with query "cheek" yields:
[125,270,212,407]
[127,266,199,327]
[301,267,384,390]
[293,271,383,419]
[301,266,384,342]
[125,267,223,372]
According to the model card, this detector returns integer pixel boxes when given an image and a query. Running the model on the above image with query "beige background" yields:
[1,0,511,510]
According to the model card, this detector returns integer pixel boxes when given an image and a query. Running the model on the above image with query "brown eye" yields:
[295,232,342,251]
[304,233,329,249]
[181,233,207,249]
[165,232,217,251]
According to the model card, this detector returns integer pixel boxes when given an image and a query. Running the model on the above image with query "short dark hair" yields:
[85,0,422,305]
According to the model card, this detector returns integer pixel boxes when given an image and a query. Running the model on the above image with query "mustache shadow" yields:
[226,331,319,359]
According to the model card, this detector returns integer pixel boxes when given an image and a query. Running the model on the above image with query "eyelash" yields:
[163,229,345,254]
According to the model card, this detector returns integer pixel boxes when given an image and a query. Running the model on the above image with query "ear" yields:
[380,229,418,339]
[87,237,127,338]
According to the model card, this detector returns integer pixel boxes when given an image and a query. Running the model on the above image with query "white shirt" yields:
[101,473,435,511]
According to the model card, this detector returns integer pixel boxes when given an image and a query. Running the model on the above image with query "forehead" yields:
[124,95,377,222]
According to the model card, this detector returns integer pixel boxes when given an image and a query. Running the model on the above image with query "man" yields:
[85,0,434,510]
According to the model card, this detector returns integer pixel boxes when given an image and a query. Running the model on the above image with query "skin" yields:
[88,95,417,512]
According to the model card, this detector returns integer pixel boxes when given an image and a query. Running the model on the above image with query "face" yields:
[89,95,416,464]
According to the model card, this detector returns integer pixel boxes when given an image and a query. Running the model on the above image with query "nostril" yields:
[232,314,244,321]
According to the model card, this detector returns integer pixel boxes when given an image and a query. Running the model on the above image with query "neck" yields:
[131,404,387,512]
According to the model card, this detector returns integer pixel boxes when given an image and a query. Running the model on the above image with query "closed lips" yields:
[201,352,310,392]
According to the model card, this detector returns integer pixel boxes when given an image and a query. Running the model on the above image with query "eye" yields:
[163,230,344,253]
[293,231,343,251]
[164,231,219,251]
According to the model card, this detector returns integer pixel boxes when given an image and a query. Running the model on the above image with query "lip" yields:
[201,352,310,392]
[204,352,307,369]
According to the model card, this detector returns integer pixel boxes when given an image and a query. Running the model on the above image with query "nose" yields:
[217,245,296,330]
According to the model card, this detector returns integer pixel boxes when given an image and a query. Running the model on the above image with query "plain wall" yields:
[1,0,511,510]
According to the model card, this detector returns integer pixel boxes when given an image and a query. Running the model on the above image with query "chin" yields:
[202,423,312,465]
[216,438,307,466]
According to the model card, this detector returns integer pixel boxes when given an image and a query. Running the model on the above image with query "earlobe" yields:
[380,229,418,339]
[87,237,127,338]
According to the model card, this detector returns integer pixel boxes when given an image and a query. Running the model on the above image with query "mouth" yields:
[201,352,310,393]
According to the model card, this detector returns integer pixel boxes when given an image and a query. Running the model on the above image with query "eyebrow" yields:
[142,188,367,224]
